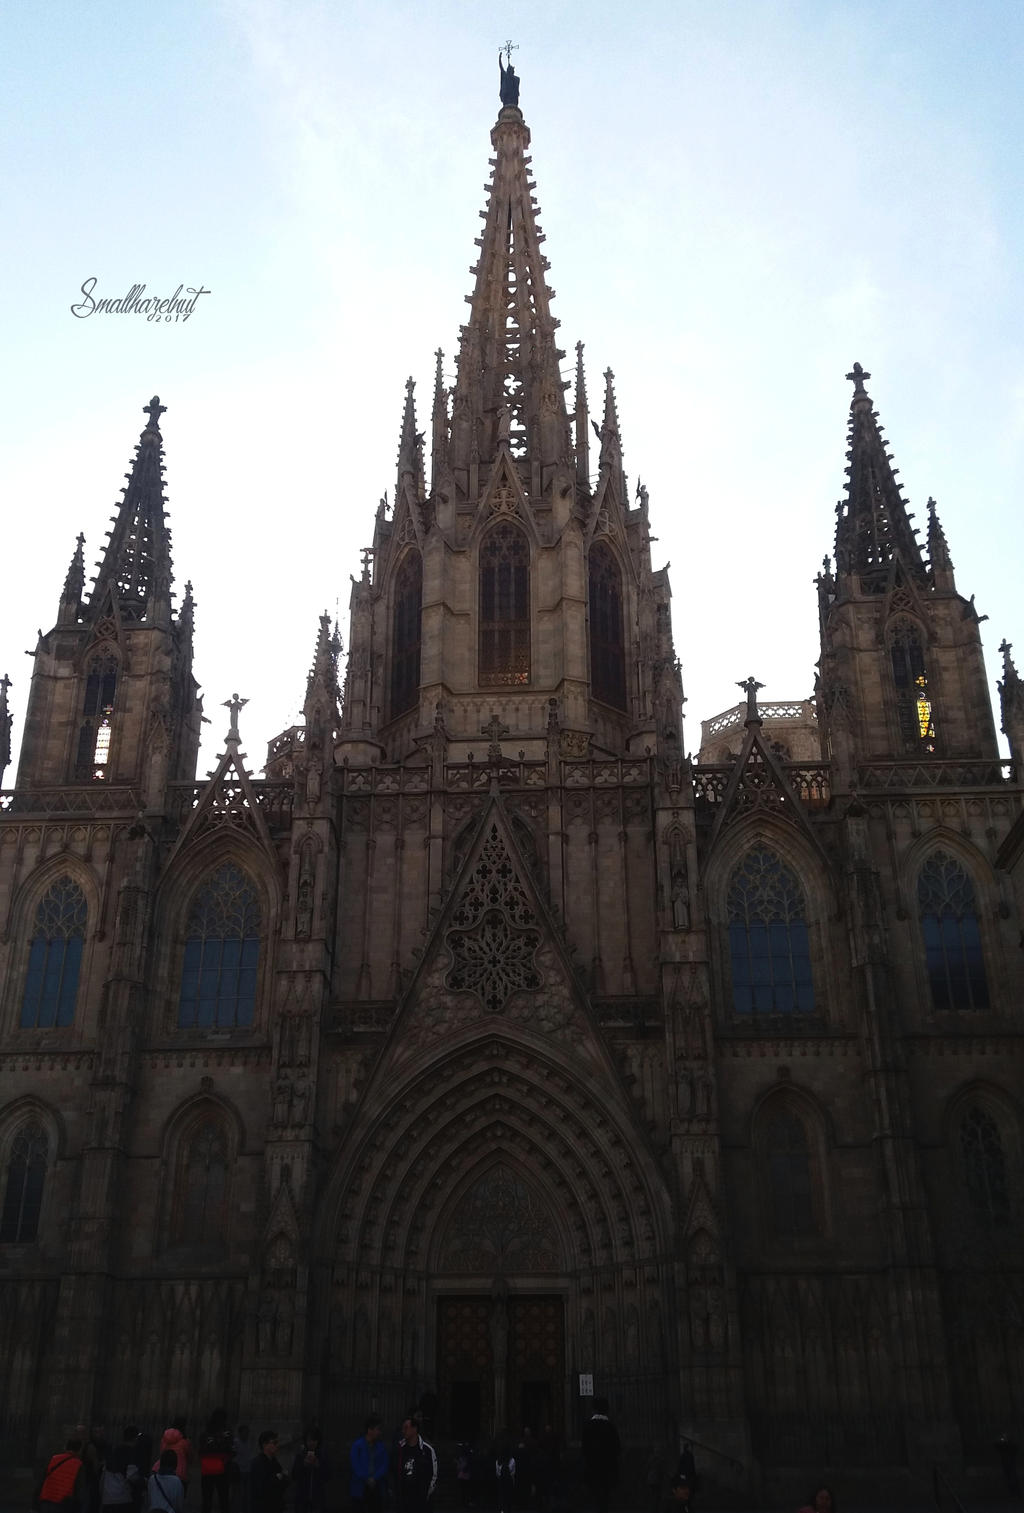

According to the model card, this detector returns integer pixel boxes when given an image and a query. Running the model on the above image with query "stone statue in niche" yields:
[296,847,315,938]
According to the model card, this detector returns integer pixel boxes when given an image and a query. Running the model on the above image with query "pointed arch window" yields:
[173,1119,229,1251]
[727,848,814,1015]
[479,524,530,686]
[889,620,935,752]
[959,1105,1010,1228]
[20,876,87,1028]
[178,864,261,1029]
[589,541,627,710]
[390,551,423,719]
[762,1108,818,1236]
[0,1123,48,1243]
[74,653,118,780]
[918,852,989,1011]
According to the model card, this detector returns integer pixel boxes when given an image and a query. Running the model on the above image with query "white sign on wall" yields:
[578,1373,594,1396]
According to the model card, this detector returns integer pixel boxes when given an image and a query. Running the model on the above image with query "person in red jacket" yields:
[38,1439,84,1512]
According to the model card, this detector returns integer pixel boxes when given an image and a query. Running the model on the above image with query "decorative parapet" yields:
[703,699,816,739]
[0,786,139,816]
[165,779,295,828]
[856,759,1015,790]
[692,763,831,808]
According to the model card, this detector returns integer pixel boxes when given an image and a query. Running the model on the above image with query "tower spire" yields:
[999,640,1024,770]
[834,364,925,588]
[59,532,86,625]
[574,341,590,490]
[304,612,341,725]
[595,367,627,504]
[396,377,425,502]
[89,395,174,622]
[0,673,11,787]
[448,79,571,484]
[431,347,449,485]
[927,495,956,590]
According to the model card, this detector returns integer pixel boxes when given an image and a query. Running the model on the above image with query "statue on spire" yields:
[499,43,520,106]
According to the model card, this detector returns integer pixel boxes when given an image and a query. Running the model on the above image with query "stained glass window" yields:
[390,551,422,719]
[178,864,261,1029]
[727,848,814,1015]
[889,621,935,752]
[918,852,989,1011]
[960,1105,1010,1228]
[74,654,118,780]
[479,524,530,686]
[176,1120,228,1248]
[763,1109,817,1236]
[21,876,87,1028]
[589,542,627,710]
[0,1123,47,1243]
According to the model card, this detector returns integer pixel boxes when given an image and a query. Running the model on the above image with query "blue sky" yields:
[2,0,1022,772]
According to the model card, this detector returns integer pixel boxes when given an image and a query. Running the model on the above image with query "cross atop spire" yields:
[834,362,926,588]
[143,394,167,431]
[88,394,175,623]
[846,362,871,397]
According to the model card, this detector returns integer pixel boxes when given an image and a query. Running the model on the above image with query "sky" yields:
[1,0,1022,776]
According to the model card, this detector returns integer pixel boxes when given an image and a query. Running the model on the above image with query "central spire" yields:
[445,63,571,492]
[834,363,925,588]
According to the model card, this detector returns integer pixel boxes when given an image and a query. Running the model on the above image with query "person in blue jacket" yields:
[350,1416,389,1513]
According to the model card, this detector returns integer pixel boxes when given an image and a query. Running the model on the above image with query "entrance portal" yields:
[438,1294,565,1439]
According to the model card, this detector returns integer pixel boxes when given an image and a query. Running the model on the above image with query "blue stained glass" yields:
[20,878,87,1029]
[177,865,261,1028]
[727,849,815,1016]
[918,853,989,1011]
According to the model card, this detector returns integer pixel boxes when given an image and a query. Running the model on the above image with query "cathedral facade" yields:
[1,77,1023,1496]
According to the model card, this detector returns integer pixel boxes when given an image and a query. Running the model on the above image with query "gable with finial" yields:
[878,556,933,643]
[705,678,829,865]
[381,794,613,1077]
[476,448,530,532]
[165,695,276,866]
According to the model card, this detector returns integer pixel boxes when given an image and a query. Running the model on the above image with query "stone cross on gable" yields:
[223,692,248,744]
[737,676,764,726]
[482,712,509,765]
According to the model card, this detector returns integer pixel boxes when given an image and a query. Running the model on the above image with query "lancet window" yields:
[0,1123,48,1243]
[959,1105,1010,1228]
[918,852,989,1012]
[173,1119,229,1250]
[762,1107,818,1237]
[727,848,815,1015]
[479,524,530,686]
[178,864,261,1029]
[20,876,87,1029]
[889,619,935,752]
[74,654,118,780]
[390,551,422,719]
[589,541,627,710]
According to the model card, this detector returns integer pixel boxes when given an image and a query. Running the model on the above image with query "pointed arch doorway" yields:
[433,1164,567,1440]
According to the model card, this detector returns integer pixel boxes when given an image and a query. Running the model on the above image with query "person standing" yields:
[101,1427,142,1513]
[37,1438,85,1513]
[291,1429,331,1513]
[580,1399,620,1513]
[200,1411,234,1513]
[250,1433,288,1513]
[233,1427,255,1513]
[394,1418,437,1513]
[350,1416,388,1513]
[155,1423,191,1493]
[148,1451,185,1513]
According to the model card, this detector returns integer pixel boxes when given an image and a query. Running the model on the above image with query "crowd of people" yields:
[31,1402,835,1513]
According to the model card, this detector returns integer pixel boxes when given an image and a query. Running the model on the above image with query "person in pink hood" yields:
[154,1422,192,1490]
